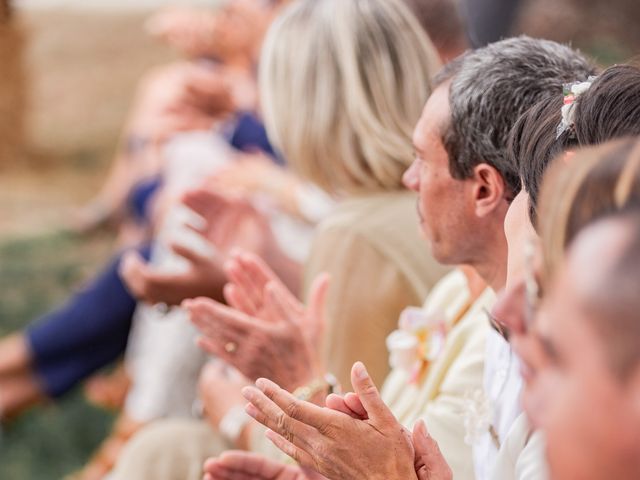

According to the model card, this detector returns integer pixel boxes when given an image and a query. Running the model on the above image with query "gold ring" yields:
[224,342,237,354]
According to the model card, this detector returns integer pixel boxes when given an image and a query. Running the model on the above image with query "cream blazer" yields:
[382,269,495,480]
[304,190,450,387]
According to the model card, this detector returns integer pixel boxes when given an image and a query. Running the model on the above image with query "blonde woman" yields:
[111,1,446,479]
[257,0,447,387]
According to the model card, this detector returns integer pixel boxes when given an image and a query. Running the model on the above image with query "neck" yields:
[473,231,508,293]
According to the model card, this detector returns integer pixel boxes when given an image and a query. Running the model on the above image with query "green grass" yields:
[0,231,117,479]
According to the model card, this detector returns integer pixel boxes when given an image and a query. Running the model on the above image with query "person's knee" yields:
[112,419,226,480]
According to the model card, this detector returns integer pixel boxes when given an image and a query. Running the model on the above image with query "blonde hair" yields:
[259,0,442,195]
[539,138,640,280]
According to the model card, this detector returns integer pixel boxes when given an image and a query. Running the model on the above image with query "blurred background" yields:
[0,0,638,478]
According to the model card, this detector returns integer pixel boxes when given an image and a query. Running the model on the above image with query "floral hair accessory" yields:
[386,306,447,383]
[556,76,598,139]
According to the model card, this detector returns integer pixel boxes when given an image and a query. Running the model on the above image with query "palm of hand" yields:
[183,188,273,262]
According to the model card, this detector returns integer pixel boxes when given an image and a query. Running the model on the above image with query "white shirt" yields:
[473,328,524,480]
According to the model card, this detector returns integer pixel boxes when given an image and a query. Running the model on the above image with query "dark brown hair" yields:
[511,64,640,226]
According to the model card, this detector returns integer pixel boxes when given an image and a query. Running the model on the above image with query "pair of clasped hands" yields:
[203,362,453,480]
[184,252,452,480]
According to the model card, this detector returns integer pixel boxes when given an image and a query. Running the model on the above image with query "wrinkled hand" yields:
[185,263,329,392]
[324,389,452,479]
[203,451,326,480]
[242,362,418,480]
[412,419,452,480]
[119,190,276,306]
[120,242,225,306]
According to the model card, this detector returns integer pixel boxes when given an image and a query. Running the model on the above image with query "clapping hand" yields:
[186,252,330,393]
[241,362,417,480]
[203,451,326,480]
[119,189,275,306]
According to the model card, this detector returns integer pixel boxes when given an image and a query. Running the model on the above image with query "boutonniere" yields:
[386,307,448,383]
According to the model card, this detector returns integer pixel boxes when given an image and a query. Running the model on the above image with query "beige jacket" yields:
[304,190,450,387]
[383,269,495,480]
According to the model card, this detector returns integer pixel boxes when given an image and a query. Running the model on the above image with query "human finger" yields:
[324,393,365,420]
[182,188,228,221]
[413,420,452,480]
[186,297,251,340]
[350,362,395,424]
[205,451,296,479]
[343,392,368,420]
[224,256,262,314]
[306,273,330,338]
[119,250,151,297]
[235,252,281,291]
[242,386,317,451]
[229,252,281,308]
[223,283,256,316]
[264,429,318,474]
[255,378,337,432]
[170,241,219,269]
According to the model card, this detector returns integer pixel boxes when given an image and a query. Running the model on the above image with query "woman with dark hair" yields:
[511,63,640,226]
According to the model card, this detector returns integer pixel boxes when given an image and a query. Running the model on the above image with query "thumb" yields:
[413,420,452,480]
[306,273,330,339]
[119,250,149,291]
[350,362,394,423]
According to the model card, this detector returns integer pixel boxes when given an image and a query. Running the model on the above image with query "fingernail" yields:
[241,386,254,400]
[255,378,268,391]
[354,362,368,380]
[415,419,430,437]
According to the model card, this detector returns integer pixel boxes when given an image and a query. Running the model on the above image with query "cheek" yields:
[536,371,624,480]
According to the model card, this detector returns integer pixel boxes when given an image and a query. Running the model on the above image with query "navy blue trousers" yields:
[25,245,151,398]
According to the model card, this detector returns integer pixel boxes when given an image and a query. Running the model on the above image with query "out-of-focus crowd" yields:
[2,1,640,480]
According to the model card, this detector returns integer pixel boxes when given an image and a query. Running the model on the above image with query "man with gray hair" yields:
[213,35,596,480]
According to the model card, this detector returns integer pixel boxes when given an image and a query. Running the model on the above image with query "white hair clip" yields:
[556,76,598,139]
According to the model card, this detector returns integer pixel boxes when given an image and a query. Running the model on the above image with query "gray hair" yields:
[436,36,598,196]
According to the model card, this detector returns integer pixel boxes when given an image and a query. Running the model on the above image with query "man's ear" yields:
[470,163,507,218]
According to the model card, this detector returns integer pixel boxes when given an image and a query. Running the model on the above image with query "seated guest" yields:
[507,137,640,480]
[110,1,447,479]
[196,36,594,480]
[73,0,288,237]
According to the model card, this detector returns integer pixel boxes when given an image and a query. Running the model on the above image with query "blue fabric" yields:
[25,244,151,398]
[127,176,162,224]
[225,111,285,165]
